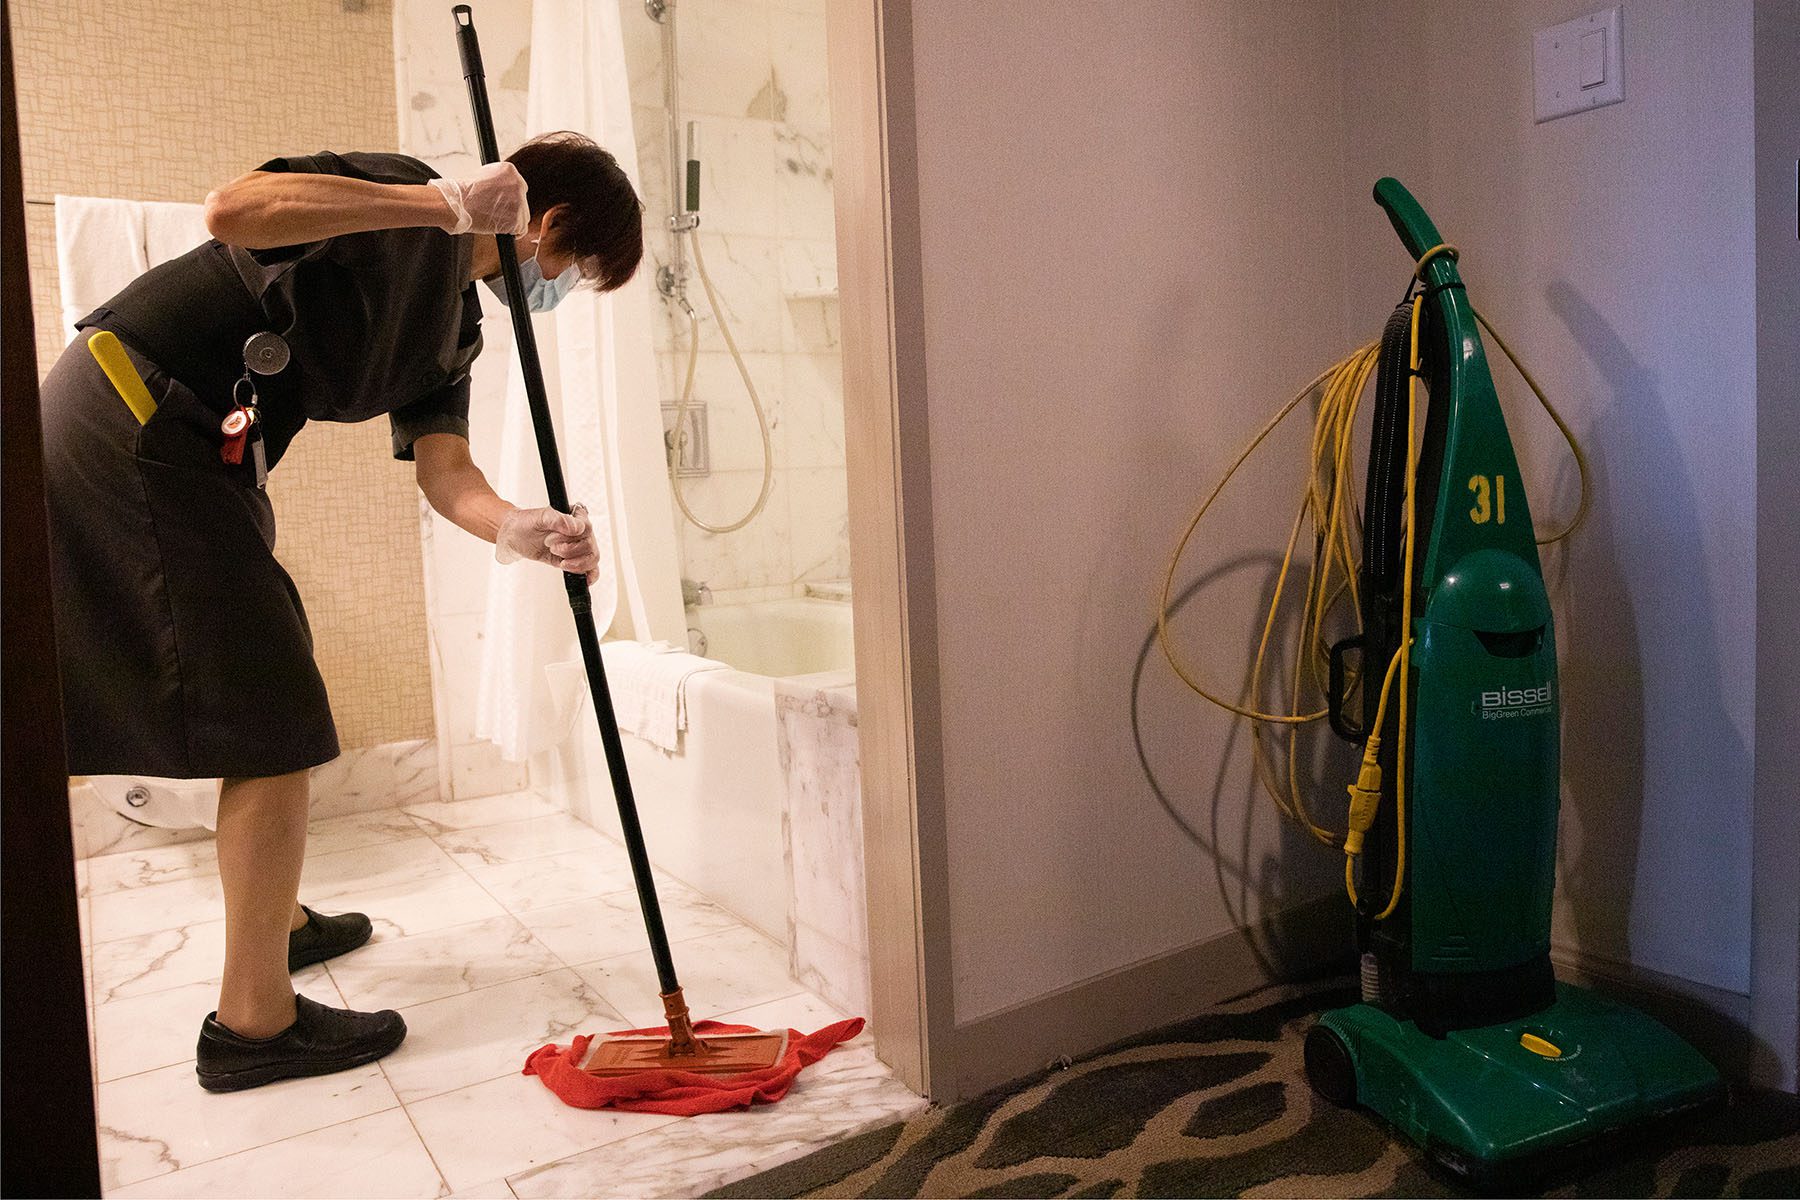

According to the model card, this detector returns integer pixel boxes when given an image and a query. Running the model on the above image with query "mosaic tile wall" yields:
[11,0,435,749]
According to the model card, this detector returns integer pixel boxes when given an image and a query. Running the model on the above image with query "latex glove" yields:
[495,503,599,583]
[428,162,530,236]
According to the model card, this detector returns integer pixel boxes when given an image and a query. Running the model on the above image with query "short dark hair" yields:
[507,131,644,292]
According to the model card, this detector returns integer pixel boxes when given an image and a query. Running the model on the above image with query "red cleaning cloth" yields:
[523,1018,865,1115]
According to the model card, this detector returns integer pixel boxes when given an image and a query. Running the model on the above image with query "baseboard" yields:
[944,893,1354,1102]
[70,737,443,859]
[1551,945,1759,1084]
[940,907,1768,1103]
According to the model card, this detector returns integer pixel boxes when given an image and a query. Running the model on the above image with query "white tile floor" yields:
[79,790,925,1198]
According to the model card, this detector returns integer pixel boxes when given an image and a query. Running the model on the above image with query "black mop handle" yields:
[453,5,682,997]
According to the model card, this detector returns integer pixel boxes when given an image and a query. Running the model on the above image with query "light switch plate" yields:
[1534,6,1624,123]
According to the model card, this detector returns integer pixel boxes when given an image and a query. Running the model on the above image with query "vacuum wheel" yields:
[1304,1024,1357,1107]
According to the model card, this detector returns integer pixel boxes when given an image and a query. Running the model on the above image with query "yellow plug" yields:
[1343,737,1383,858]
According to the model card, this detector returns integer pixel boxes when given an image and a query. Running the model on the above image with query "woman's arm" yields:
[413,433,512,542]
[413,433,599,581]
[203,170,453,250]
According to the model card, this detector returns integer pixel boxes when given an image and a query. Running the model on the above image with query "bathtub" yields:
[687,597,857,677]
[567,598,856,944]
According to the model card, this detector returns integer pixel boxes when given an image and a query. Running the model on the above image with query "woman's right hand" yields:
[494,503,600,584]
[428,162,530,237]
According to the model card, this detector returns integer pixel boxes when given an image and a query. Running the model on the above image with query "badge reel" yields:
[222,332,288,488]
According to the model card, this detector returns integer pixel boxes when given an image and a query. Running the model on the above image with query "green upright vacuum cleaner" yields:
[1159,178,1723,1189]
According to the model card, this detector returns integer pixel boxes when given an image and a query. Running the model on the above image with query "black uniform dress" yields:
[40,151,483,780]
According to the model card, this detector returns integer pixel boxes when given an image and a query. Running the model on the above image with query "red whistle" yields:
[221,407,250,465]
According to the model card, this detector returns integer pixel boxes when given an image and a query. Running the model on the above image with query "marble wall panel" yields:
[774,673,869,1015]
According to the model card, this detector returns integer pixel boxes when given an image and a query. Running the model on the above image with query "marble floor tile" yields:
[330,869,512,942]
[90,873,225,943]
[86,811,431,915]
[93,965,340,1082]
[305,808,435,858]
[404,1071,678,1193]
[443,1182,519,1200]
[107,1107,445,1200]
[506,1035,923,1200]
[97,1060,397,1191]
[404,790,565,836]
[328,914,563,1011]
[87,838,220,896]
[513,883,739,969]
[462,849,638,914]
[573,925,800,1028]
[714,988,855,1033]
[299,836,461,900]
[91,920,228,1005]
[431,814,614,870]
[379,969,624,1105]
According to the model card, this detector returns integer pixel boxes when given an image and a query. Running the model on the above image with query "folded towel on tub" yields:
[599,640,730,753]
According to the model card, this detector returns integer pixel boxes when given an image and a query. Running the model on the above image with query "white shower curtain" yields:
[473,0,686,762]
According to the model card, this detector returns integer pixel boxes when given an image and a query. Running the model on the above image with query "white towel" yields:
[599,640,729,753]
[54,195,209,345]
[55,195,147,341]
[142,200,209,264]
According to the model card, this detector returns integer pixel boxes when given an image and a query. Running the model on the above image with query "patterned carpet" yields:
[708,977,1800,1199]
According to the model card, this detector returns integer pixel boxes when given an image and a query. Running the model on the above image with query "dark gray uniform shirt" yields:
[78,150,483,466]
[44,150,486,780]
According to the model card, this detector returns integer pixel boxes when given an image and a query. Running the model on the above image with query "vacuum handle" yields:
[1327,634,1366,743]
[1373,177,1447,267]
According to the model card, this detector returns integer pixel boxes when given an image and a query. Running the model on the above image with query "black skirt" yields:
[39,333,339,779]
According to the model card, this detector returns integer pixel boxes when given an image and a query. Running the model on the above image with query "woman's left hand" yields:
[495,503,600,583]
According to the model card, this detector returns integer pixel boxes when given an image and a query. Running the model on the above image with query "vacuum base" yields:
[1310,982,1724,1190]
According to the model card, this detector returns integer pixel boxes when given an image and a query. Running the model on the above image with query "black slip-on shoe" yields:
[196,994,406,1092]
[288,905,373,971]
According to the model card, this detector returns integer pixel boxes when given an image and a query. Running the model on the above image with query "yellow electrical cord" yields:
[1156,244,1590,915]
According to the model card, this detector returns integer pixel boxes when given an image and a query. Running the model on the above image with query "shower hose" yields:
[668,228,775,534]
[1154,243,1591,916]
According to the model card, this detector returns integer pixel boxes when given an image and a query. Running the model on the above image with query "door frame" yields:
[824,0,954,1097]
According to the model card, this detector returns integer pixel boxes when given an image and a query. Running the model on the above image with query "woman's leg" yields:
[213,769,311,1038]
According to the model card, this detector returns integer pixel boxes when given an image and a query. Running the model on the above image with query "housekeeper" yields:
[39,132,643,1091]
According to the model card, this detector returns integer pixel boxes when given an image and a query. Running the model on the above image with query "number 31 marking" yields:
[1469,474,1507,524]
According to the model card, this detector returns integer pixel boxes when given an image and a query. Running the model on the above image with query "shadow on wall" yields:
[1132,553,1356,981]
[1542,279,1746,990]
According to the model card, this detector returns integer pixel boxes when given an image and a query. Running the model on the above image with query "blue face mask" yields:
[484,254,580,313]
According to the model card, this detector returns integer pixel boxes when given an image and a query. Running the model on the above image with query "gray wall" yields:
[907,0,1354,1025]
[902,0,1776,1047]
[1751,0,1800,1091]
